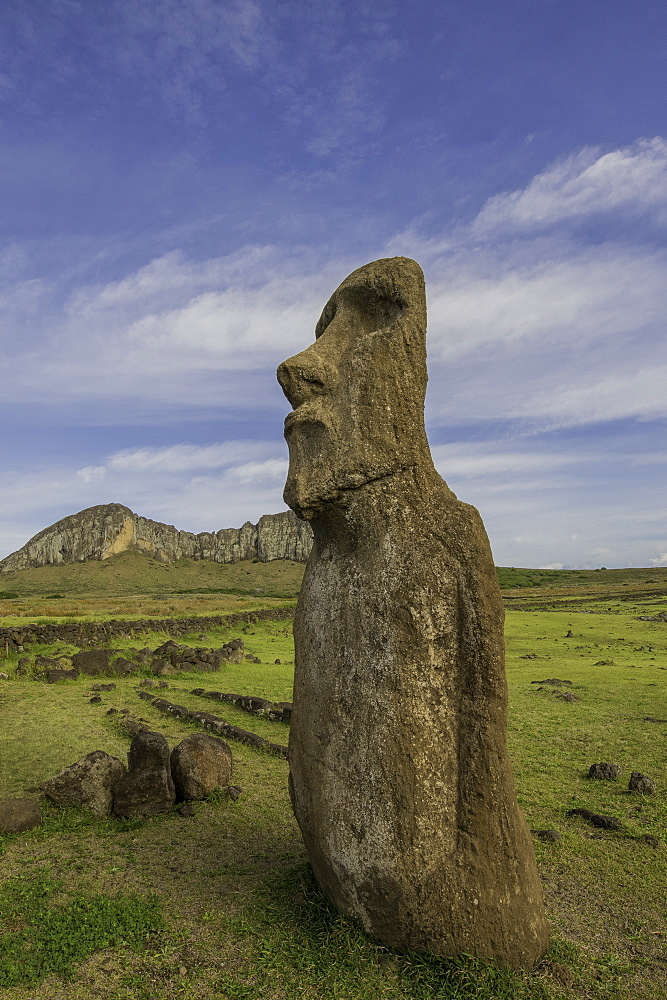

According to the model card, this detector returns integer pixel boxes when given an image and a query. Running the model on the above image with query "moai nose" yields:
[277,349,338,409]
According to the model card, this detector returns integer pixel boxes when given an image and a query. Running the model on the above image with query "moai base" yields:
[277,257,549,971]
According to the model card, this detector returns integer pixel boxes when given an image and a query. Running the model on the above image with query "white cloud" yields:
[539,563,564,570]
[76,465,106,484]
[472,137,667,235]
[103,441,273,474]
[650,551,667,567]
[228,458,289,485]
[426,247,666,361]
[430,444,576,479]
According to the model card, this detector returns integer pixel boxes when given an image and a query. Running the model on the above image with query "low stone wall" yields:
[189,688,292,723]
[0,606,295,654]
[138,691,289,758]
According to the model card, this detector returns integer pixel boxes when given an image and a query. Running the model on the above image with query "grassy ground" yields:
[0,585,666,998]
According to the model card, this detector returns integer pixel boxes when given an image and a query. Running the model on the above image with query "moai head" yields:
[277,257,431,519]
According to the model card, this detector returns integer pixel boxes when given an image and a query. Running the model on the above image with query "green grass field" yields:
[0,563,666,999]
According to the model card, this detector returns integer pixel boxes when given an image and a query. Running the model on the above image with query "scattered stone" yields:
[594,660,615,666]
[225,785,243,801]
[112,730,175,818]
[139,679,157,688]
[565,631,573,638]
[531,829,562,842]
[89,695,102,704]
[0,798,42,833]
[111,657,136,676]
[530,678,572,686]
[274,658,281,664]
[154,640,179,654]
[71,649,111,675]
[42,751,125,817]
[170,733,233,800]
[93,683,116,691]
[158,680,169,689]
[46,668,79,683]
[178,802,196,817]
[628,772,655,794]
[0,672,8,680]
[278,256,549,970]
[557,692,581,702]
[106,707,118,715]
[588,762,621,780]
[567,808,621,830]
[152,658,175,676]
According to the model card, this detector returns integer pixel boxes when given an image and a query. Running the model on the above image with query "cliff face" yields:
[0,503,313,572]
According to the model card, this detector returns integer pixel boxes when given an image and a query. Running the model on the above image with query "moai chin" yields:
[277,257,549,970]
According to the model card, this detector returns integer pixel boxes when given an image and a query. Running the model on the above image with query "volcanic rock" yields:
[278,256,549,971]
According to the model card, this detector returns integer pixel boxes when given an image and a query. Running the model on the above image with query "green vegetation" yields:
[0,870,162,986]
[0,578,665,997]
[0,550,306,599]
[497,565,667,591]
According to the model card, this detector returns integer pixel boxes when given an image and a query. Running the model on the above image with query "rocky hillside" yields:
[0,503,313,572]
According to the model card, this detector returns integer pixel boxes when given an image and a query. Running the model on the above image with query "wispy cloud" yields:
[1,0,401,157]
[471,138,667,235]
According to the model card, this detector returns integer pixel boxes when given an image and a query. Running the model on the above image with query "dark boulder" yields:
[72,650,111,675]
[567,808,621,830]
[588,762,621,780]
[112,730,175,818]
[46,668,79,683]
[628,772,655,794]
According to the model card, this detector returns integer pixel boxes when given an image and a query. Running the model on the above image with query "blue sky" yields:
[1,0,665,569]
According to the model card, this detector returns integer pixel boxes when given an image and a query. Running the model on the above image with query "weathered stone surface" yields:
[532,829,562,842]
[170,733,233,800]
[46,668,79,683]
[111,656,136,676]
[277,256,549,971]
[0,798,42,833]
[628,771,655,794]
[112,730,175,818]
[588,762,621,780]
[567,808,621,830]
[42,751,125,817]
[0,503,312,571]
[72,650,111,675]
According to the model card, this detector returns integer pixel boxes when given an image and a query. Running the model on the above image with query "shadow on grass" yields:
[227,860,556,1000]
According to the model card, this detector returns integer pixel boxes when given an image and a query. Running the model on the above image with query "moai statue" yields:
[277,257,549,970]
